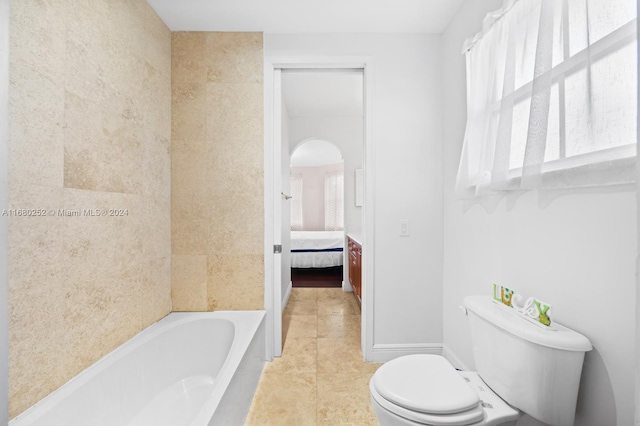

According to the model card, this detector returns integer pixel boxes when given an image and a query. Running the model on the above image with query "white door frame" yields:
[263,56,375,360]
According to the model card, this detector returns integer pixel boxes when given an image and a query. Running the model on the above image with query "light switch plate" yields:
[400,220,409,236]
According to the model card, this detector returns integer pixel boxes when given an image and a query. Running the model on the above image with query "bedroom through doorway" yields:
[290,140,344,288]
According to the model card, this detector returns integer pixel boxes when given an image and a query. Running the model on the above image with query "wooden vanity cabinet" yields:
[348,237,362,302]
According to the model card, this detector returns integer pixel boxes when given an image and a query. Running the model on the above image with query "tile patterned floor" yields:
[246,288,382,425]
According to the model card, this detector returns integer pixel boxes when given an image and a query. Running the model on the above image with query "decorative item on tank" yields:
[492,283,514,306]
[492,284,553,329]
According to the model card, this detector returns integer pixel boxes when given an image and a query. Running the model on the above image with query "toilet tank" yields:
[463,296,592,426]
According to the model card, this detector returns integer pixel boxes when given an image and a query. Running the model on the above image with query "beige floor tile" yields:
[317,373,380,426]
[317,315,360,340]
[284,297,318,316]
[265,337,317,374]
[317,287,351,301]
[290,287,319,301]
[317,338,381,374]
[317,296,357,316]
[249,283,381,425]
[246,372,317,426]
[283,315,317,339]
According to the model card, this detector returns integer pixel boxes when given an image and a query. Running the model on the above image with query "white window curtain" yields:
[457,0,637,198]
[290,174,303,231]
[324,170,344,231]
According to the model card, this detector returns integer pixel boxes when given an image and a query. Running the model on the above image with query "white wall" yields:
[266,34,444,351]
[289,116,362,233]
[442,2,637,425]
[0,0,8,423]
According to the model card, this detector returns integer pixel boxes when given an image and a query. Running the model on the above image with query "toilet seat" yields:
[370,355,520,426]
[370,380,485,425]
[373,355,480,414]
[370,355,484,425]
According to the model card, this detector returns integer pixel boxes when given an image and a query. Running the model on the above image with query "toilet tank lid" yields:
[463,295,593,352]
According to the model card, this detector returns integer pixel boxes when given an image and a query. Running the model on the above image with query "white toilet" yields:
[370,295,592,426]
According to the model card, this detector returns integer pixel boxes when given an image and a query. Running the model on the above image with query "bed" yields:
[290,231,344,268]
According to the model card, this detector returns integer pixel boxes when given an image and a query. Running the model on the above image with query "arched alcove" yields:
[290,138,343,167]
[289,139,344,233]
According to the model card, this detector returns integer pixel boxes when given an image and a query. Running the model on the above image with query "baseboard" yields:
[441,344,468,370]
[281,281,292,313]
[369,343,443,363]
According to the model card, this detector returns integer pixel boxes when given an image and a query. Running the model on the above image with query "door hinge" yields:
[273,244,282,254]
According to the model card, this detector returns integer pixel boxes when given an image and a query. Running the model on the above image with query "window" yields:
[457,0,637,198]
[290,174,303,231]
[324,170,344,231]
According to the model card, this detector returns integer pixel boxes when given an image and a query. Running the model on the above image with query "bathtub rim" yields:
[189,310,266,426]
[9,310,266,426]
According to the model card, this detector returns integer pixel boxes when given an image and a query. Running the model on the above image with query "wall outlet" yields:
[400,220,409,236]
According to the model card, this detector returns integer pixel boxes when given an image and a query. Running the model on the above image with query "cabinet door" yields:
[347,237,362,302]
[348,239,355,286]
[355,246,362,300]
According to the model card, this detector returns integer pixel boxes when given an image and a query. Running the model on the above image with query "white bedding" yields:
[290,231,344,268]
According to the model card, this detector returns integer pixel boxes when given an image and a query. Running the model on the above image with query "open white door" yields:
[271,68,283,357]
[278,71,292,327]
[271,68,292,357]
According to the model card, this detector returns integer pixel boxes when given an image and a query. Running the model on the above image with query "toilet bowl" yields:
[369,354,519,426]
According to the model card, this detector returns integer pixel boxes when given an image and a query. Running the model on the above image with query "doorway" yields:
[264,59,374,360]
[289,139,345,289]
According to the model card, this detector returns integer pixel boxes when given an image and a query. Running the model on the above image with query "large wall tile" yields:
[61,261,145,376]
[139,197,171,260]
[172,32,207,85]
[8,183,64,297]
[146,74,172,137]
[172,32,264,311]
[205,83,263,141]
[139,3,171,76]
[8,281,71,417]
[8,0,171,418]
[133,58,172,137]
[205,32,263,84]
[8,66,64,188]
[171,195,211,256]
[64,92,145,194]
[172,83,207,142]
[171,138,209,199]
[62,189,146,276]
[208,138,264,198]
[142,130,171,200]
[9,0,66,82]
[63,36,130,112]
[172,255,209,311]
[208,194,264,255]
[144,257,172,327]
[207,254,264,310]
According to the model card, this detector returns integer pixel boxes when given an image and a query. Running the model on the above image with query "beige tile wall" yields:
[8,0,171,418]
[171,32,264,311]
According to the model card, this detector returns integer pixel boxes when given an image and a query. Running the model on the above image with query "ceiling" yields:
[282,71,363,118]
[146,0,465,33]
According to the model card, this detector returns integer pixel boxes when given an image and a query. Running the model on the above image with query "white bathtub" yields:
[10,311,266,426]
